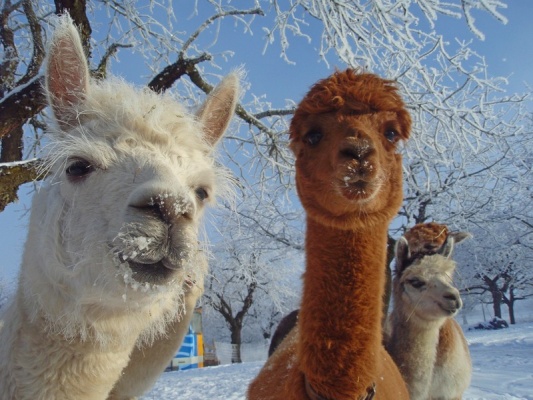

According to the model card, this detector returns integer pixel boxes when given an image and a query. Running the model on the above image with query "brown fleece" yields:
[248,69,411,400]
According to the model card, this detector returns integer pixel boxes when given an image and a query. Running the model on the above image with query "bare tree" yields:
[202,195,302,361]
[457,222,533,324]
[0,0,273,210]
[2,0,532,334]
[2,0,530,214]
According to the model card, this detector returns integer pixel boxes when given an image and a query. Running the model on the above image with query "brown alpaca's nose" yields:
[339,139,375,163]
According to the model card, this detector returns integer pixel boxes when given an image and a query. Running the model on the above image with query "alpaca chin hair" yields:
[39,289,188,349]
[338,177,382,203]
[111,221,199,285]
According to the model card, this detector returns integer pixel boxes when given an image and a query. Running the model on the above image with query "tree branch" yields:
[181,7,264,56]
[234,281,257,326]
[0,77,45,141]
[254,108,295,120]
[186,64,285,148]
[0,159,41,211]
[18,0,45,86]
[92,43,133,80]
[148,54,212,93]
[0,0,19,91]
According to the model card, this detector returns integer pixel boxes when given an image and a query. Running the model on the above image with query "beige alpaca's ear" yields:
[394,236,411,274]
[450,231,472,245]
[46,15,89,131]
[196,73,240,147]
[441,231,472,259]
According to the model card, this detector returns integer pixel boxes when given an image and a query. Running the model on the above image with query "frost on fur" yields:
[0,14,238,400]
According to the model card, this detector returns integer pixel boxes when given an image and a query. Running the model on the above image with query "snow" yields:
[142,363,262,400]
[0,158,39,168]
[141,322,533,400]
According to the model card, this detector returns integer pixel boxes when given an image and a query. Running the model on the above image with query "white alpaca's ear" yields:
[196,72,240,148]
[46,15,90,131]
[394,236,410,273]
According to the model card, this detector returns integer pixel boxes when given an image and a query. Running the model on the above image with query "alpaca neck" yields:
[2,294,138,400]
[387,303,443,400]
[298,217,388,395]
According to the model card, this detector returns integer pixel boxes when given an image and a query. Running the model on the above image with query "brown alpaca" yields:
[248,69,412,400]
[385,223,472,400]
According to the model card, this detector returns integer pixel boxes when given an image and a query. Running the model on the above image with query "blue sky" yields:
[1,2,532,283]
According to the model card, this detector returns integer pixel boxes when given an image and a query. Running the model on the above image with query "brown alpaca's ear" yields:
[46,15,90,132]
[441,231,472,259]
[196,72,240,148]
[394,236,411,274]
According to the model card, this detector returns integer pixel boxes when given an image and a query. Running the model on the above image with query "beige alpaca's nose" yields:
[443,290,462,311]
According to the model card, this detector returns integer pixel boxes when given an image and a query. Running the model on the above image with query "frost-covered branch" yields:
[92,42,133,80]
[0,159,41,211]
[180,6,264,56]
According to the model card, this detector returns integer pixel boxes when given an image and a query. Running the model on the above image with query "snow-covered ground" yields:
[142,322,533,400]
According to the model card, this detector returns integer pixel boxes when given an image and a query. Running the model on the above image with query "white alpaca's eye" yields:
[195,187,209,202]
[66,159,95,182]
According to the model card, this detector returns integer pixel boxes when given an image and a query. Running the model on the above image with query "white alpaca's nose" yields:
[128,183,195,224]
[148,193,193,223]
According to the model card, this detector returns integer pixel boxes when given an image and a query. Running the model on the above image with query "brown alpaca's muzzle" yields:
[336,137,380,201]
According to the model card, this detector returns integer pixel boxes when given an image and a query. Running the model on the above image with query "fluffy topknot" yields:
[290,69,411,142]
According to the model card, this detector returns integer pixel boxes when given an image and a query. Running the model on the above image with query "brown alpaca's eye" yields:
[407,278,426,289]
[66,159,95,182]
[195,187,209,201]
[304,130,323,146]
[384,129,399,143]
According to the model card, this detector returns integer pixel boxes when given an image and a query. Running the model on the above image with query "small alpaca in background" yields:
[385,222,472,400]
[268,309,299,357]
[0,16,238,400]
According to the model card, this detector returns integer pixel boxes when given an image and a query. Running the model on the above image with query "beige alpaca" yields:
[248,69,412,399]
[0,16,238,400]
[386,224,472,400]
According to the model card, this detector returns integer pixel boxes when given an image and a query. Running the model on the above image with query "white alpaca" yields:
[385,231,472,400]
[0,16,238,400]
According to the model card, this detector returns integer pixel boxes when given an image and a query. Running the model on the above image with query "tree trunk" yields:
[505,287,516,325]
[0,125,32,211]
[230,325,242,363]
[491,289,502,319]
[507,302,515,325]
[483,275,503,319]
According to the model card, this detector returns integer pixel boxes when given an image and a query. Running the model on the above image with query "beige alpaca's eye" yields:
[66,159,95,182]
[407,278,426,289]
[195,187,209,202]
[304,130,323,146]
